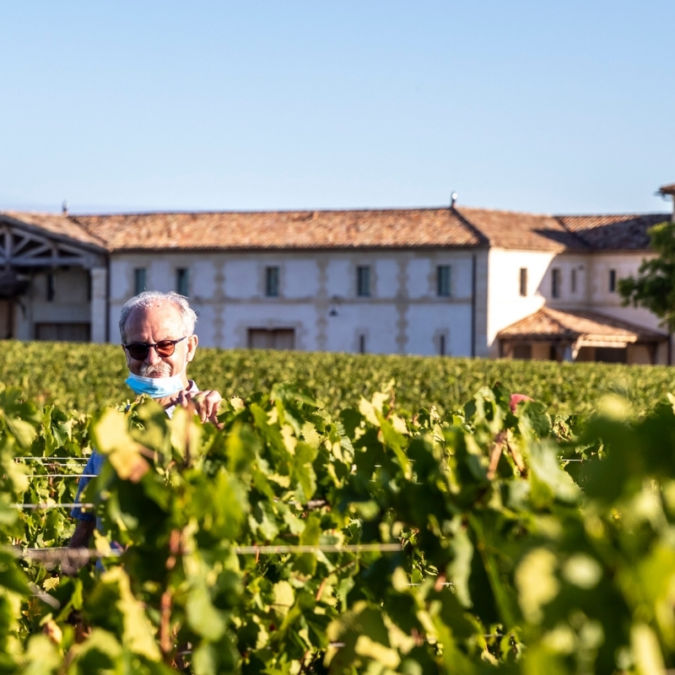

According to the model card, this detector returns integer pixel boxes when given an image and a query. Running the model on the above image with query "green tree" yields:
[619,219,675,330]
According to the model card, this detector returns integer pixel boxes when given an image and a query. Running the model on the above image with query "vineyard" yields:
[0,342,673,673]
[1,340,674,416]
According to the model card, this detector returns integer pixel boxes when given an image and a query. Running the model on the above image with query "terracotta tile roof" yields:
[1,206,670,254]
[0,211,107,250]
[73,206,637,253]
[73,208,485,252]
[557,213,668,250]
[456,207,588,251]
[497,306,667,342]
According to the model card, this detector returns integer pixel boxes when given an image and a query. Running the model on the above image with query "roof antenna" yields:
[450,192,458,209]
[61,200,68,216]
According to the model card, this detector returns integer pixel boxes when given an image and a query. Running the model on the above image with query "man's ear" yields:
[186,334,198,362]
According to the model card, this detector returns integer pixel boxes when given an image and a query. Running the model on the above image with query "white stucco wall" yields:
[97,245,675,363]
[283,259,320,299]
[191,260,217,299]
[223,259,256,299]
[585,252,665,331]
[108,249,479,356]
[539,254,589,307]
[485,249,555,351]
[520,251,668,336]
[324,303,400,353]
[406,303,473,356]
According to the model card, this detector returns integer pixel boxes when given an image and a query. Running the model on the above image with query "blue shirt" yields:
[70,451,106,522]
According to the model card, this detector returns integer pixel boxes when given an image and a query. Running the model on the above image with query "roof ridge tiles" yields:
[552,216,597,250]
[539,306,573,331]
[73,205,457,218]
[449,207,491,245]
[458,205,556,217]
[67,215,111,247]
[557,211,669,219]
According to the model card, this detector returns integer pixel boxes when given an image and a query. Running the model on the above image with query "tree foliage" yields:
[619,219,675,331]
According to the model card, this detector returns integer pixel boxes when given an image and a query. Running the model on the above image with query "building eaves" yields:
[497,306,667,341]
[0,211,109,253]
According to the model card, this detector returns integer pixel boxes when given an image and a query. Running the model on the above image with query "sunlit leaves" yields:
[92,409,150,482]
[0,364,673,672]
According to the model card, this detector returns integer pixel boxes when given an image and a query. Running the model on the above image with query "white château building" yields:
[1,183,673,364]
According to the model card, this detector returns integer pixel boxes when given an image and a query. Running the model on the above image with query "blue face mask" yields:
[125,372,185,398]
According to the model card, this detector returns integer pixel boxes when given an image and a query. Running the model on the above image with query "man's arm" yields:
[68,451,103,549]
[69,519,96,548]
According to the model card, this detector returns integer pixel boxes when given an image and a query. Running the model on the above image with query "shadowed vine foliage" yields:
[0,375,672,673]
[0,378,675,673]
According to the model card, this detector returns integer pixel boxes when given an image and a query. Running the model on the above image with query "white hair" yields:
[119,291,197,342]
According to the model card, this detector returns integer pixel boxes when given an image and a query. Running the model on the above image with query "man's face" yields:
[122,302,197,380]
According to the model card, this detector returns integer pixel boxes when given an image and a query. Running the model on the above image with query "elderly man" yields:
[69,290,222,547]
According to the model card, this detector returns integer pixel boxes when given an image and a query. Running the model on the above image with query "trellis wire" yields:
[17,542,402,565]
[20,547,115,564]
[24,474,97,479]
[233,543,402,555]
[11,503,94,510]
[13,457,89,462]
[29,583,60,609]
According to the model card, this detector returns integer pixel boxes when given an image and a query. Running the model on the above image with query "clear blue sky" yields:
[2,1,673,216]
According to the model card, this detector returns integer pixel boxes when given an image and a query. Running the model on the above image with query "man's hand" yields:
[176,389,222,423]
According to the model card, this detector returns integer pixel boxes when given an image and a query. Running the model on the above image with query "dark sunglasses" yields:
[123,336,189,360]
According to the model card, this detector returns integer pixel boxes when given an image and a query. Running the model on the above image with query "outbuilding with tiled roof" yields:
[497,307,667,364]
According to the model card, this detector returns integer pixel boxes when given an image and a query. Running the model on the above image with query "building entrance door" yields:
[247,328,295,350]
